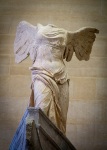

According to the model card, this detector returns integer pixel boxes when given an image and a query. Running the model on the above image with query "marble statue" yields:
[14,21,99,134]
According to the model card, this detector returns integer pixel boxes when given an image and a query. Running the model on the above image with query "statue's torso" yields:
[30,24,68,84]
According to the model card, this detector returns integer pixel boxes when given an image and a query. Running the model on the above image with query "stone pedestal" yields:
[26,107,76,150]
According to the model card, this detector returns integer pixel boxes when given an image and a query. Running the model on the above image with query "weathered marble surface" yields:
[14,21,99,133]
[26,107,76,150]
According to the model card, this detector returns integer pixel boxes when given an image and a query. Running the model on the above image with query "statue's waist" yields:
[31,68,67,85]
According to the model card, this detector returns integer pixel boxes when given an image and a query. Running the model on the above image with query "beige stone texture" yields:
[0,48,10,55]
[0,97,28,149]
[0,22,11,34]
[70,77,96,100]
[0,76,10,97]
[66,55,107,69]
[9,76,31,97]
[10,66,30,75]
[102,0,107,16]
[96,78,107,100]
[0,66,10,75]
[67,68,107,78]
[91,37,107,57]
[0,0,107,149]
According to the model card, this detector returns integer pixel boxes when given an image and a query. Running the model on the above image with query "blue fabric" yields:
[9,109,28,150]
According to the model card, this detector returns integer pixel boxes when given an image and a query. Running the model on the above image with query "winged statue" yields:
[14,21,99,133]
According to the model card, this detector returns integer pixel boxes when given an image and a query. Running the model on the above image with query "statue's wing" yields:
[14,21,37,63]
[63,27,99,62]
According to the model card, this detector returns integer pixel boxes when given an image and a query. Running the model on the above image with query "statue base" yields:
[26,107,76,150]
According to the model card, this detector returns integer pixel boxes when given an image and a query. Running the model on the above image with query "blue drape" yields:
[9,109,28,150]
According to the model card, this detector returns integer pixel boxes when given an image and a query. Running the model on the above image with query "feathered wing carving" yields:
[14,21,37,63]
[15,22,99,63]
[64,27,99,62]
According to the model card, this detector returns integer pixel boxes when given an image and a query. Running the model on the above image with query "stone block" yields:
[76,124,95,150]
[67,101,91,124]
[91,37,107,57]
[0,35,15,49]
[9,76,31,97]
[0,48,10,55]
[105,101,107,122]
[67,68,107,78]
[70,77,96,100]
[102,0,107,16]
[66,55,107,69]
[0,117,19,130]
[0,22,10,34]
[94,100,105,123]
[3,44,13,52]
[0,55,10,65]
[0,76,9,96]
[66,124,77,144]
[94,123,107,148]
[0,66,9,75]
[96,78,107,100]
[0,138,12,150]
[0,35,13,45]
[0,15,12,23]
[0,0,101,17]
[0,131,15,150]
[67,100,106,124]
[26,108,76,150]
[10,66,30,75]
[0,97,28,121]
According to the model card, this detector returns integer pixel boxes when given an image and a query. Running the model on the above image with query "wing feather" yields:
[14,21,37,63]
[64,27,99,61]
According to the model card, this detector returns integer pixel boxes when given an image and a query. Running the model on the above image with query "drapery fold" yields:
[31,69,65,132]
[9,109,28,150]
